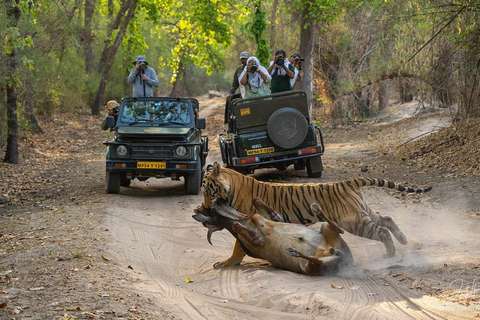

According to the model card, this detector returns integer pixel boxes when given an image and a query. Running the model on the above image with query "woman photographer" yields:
[238,56,271,99]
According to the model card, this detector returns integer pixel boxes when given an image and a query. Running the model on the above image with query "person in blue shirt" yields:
[127,55,159,97]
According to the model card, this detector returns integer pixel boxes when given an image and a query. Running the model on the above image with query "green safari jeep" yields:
[218,90,324,177]
[103,97,208,194]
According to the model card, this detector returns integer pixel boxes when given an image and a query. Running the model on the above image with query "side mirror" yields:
[106,115,116,128]
[197,117,206,130]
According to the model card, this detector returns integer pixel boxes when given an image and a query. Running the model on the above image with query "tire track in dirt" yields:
[107,205,211,319]
[336,275,472,319]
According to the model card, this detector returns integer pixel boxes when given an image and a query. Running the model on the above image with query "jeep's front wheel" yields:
[185,161,201,195]
[106,172,121,194]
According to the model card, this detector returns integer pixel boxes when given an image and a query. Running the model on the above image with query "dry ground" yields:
[1,97,479,319]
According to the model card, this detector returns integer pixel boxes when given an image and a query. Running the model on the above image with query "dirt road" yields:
[104,99,479,319]
[1,97,479,319]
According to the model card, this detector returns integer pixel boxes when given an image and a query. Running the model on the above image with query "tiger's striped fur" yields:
[202,162,432,265]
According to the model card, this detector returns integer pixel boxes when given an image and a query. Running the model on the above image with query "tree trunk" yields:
[23,84,45,134]
[170,61,187,97]
[4,78,19,164]
[83,0,95,74]
[268,0,278,49]
[3,0,21,164]
[400,79,413,103]
[97,0,133,71]
[378,81,388,111]
[298,16,317,121]
[92,0,138,115]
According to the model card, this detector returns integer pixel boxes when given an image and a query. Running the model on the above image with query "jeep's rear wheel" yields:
[267,108,308,149]
[307,156,323,178]
[185,161,201,195]
[106,172,121,194]
[120,174,131,187]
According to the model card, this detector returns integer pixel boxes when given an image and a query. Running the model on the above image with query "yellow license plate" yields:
[137,161,166,169]
[247,147,275,156]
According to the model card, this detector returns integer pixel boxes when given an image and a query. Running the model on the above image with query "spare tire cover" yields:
[267,107,308,149]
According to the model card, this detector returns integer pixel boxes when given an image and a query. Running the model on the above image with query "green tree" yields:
[159,0,233,97]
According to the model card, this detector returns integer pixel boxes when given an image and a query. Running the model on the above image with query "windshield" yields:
[119,100,192,126]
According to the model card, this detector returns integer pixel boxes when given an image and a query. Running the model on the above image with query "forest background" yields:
[1,0,479,164]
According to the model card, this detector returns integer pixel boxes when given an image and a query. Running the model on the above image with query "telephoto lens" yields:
[250,65,258,72]
[276,57,285,66]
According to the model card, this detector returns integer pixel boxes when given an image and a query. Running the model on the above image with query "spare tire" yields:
[267,108,308,149]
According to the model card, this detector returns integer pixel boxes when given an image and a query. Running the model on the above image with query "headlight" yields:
[175,146,188,157]
[116,145,128,156]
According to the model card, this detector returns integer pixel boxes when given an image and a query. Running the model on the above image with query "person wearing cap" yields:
[127,55,159,97]
[289,53,304,90]
[238,56,271,99]
[228,51,250,97]
[101,100,120,130]
[267,49,295,93]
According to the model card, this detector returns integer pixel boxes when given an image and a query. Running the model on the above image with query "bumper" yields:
[231,149,323,170]
[106,159,199,177]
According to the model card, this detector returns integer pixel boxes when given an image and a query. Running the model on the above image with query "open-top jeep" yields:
[218,90,324,177]
[103,97,208,194]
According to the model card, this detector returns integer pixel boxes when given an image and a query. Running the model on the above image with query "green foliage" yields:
[246,0,270,65]
[159,0,233,83]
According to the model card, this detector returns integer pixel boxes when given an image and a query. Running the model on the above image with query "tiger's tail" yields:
[351,178,432,193]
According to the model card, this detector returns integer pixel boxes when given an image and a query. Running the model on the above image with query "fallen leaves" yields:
[388,118,480,177]
[330,283,344,289]
[411,279,422,290]
[0,112,110,208]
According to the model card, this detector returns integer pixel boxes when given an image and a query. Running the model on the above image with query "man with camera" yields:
[289,53,304,90]
[267,49,295,93]
[127,55,159,97]
[229,51,250,97]
[101,100,120,130]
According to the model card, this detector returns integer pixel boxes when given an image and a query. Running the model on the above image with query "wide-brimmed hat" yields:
[105,100,120,110]
[239,52,250,59]
[132,55,148,65]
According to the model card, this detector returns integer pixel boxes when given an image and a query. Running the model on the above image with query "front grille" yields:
[131,146,171,159]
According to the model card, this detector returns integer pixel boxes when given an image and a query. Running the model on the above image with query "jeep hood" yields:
[117,126,193,136]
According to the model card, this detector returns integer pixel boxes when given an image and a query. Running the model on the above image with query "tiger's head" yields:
[202,162,231,209]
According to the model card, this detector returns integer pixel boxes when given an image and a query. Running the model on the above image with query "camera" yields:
[139,61,147,70]
[295,57,305,61]
[276,57,285,66]
[113,107,119,114]
[250,64,258,72]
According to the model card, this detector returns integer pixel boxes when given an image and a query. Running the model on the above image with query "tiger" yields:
[201,162,432,267]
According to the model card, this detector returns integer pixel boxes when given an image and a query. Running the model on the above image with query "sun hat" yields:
[132,55,148,65]
[105,100,120,110]
[239,52,250,59]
